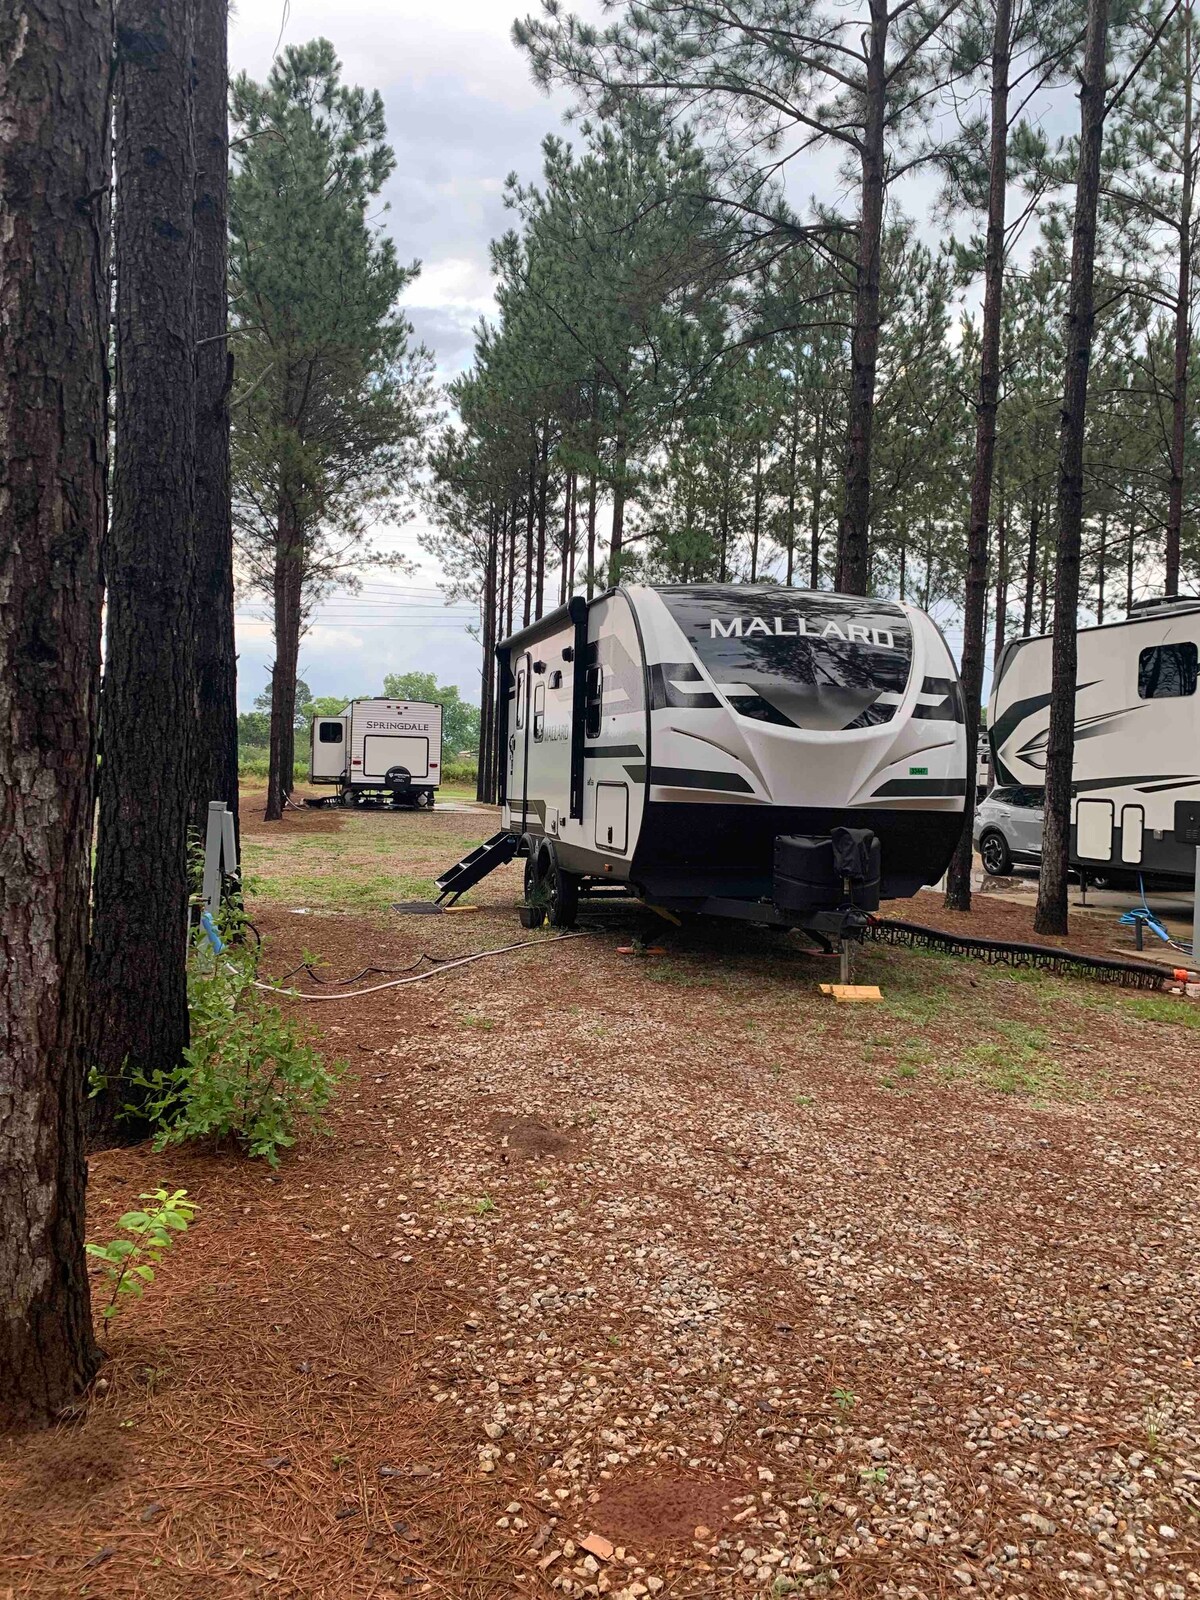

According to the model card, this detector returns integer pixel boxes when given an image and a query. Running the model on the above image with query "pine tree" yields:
[90,0,199,1145]
[1035,0,1112,937]
[190,0,239,841]
[0,0,109,1430]
[229,40,431,821]
[515,0,973,594]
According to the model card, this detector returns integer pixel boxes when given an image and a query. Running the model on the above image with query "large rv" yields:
[466,584,968,935]
[310,697,442,807]
[990,597,1200,883]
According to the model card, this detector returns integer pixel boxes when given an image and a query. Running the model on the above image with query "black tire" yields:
[540,845,580,929]
[340,789,358,808]
[979,830,1012,876]
[522,843,546,927]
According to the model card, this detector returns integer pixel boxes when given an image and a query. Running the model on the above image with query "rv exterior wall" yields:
[989,606,1200,882]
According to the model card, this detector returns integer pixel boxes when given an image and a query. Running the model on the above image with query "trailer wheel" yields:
[546,861,579,928]
[522,848,546,927]
[340,789,359,808]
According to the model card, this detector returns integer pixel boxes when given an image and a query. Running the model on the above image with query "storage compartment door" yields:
[1076,798,1114,862]
[362,734,429,781]
[311,717,348,780]
[595,782,629,852]
[1120,805,1144,865]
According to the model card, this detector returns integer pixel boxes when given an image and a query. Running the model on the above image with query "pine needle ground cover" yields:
[4,802,1200,1598]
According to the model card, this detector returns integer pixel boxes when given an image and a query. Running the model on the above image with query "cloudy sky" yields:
[230,0,582,709]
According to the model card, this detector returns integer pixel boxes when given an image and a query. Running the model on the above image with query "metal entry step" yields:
[435,830,519,903]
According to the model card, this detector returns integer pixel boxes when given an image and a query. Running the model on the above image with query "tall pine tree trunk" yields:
[535,423,548,619]
[477,507,498,803]
[523,463,535,628]
[1096,509,1107,622]
[1023,497,1040,634]
[265,506,302,820]
[1035,0,1111,936]
[785,394,799,586]
[0,0,109,1429]
[609,423,628,585]
[190,0,238,843]
[750,443,764,582]
[946,0,1012,912]
[586,472,597,600]
[993,482,1009,668]
[835,0,887,596]
[90,0,197,1146]
[811,406,827,589]
[1166,2,1193,596]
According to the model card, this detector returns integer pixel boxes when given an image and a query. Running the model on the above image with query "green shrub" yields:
[442,757,478,785]
[125,944,343,1166]
[86,1188,198,1321]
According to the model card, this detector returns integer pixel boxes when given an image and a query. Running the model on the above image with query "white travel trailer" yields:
[990,597,1200,883]
[309,697,442,808]
[439,585,968,936]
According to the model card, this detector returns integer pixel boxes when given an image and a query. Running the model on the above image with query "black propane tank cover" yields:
[773,834,840,912]
[830,827,882,910]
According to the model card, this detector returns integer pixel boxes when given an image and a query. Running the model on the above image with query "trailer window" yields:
[584,664,603,739]
[515,666,526,729]
[533,681,546,741]
[318,722,343,744]
[1139,642,1197,699]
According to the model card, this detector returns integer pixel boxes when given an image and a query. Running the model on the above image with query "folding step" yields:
[435,830,519,903]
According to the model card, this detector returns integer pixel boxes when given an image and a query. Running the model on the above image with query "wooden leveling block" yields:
[819,983,884,1003]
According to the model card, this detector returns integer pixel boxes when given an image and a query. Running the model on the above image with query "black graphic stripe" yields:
[872,778,967,798]
[649,765,754,794]
[584,744,644,759]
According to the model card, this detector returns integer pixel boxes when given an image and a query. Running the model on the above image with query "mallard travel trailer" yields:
[990,597,1200,884]
[309,697,442,807]
[438,585,968,939]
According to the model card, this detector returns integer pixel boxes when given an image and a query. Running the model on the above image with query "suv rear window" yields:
[658,587,913,731]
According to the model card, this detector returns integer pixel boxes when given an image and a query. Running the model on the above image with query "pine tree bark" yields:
[1165,2,1194,597]
[265,506,302,820]
[1023,497,1040,634]
[993,483,1009,668]
[835,0,888,597]
[90,0,198,1145]
[189,0,239,843]
[535,424,548,620]
[945,0,1012,913]
[1035,0,1111,936]
[0,0,109,1430]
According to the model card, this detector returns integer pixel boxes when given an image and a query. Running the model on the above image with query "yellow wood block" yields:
[443,903,481,914]
[831,984,883,1003]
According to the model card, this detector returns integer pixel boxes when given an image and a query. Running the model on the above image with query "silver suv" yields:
[973,784,1044,875]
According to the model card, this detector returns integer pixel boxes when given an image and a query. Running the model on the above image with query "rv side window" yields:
[585,664,603,739]
[515,667,526,729]
[1139,642,1198,699]
[318,722,343,744]
[533,681,546,742]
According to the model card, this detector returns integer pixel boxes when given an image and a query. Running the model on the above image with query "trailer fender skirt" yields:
[867,917,1170,990]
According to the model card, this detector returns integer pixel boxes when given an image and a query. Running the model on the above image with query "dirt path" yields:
[4,807,1200,1599]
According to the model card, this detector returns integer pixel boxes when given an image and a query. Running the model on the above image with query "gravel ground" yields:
[4,805,1200,1600]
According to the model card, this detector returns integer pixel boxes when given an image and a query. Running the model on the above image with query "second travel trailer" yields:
[989,596,1200,884]
[309,697,443,807]
[438,584,969,941]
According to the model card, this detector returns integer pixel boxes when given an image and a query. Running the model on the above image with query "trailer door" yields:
[508,653,533,831]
